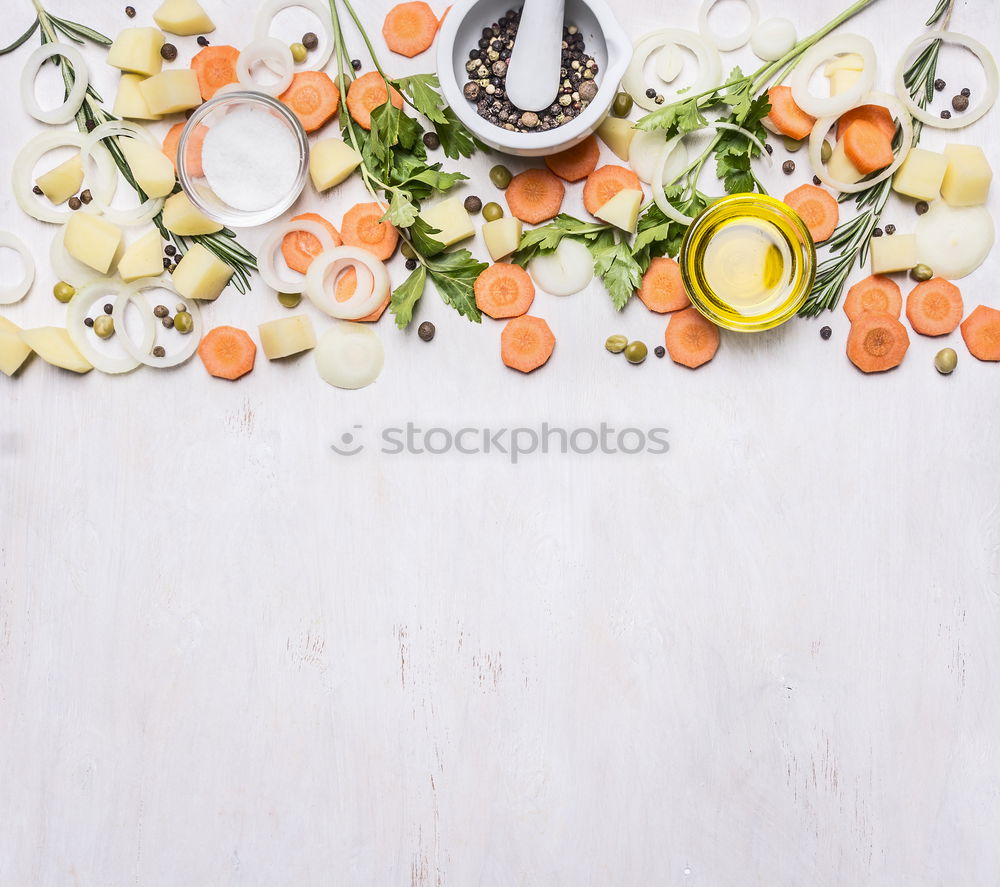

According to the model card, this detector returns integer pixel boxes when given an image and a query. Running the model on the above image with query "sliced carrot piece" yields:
[960,304,1000,361]
[583,164,642,216]
[474,262,535,319]
[665,306,720,368]
[198,326,256,380]
[846,311,909,373]
[906,277,963,337]
[501,315,555,373]
[278,71,341,133]
[767,86,816,141]
[842,118,894,175]
[163,121,207,177]
[346,71,404,130]
[191,45,239,101]
[843,275,902,322]
[836,103,895,142]
[335,267,390,321]
[784,184,839,243]
[383,1,439,57]
[340,201,399,260]
[505,168,566,224]
[637,257,689,313]
[281,212,342,275]
[437,5,452,30]
[544,136,600,183]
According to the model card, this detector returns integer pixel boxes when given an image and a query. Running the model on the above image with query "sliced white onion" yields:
[21,43,89,125]
[629,130,666,183]
[305,247,390,320]
[751,17,796,62]
[254,0,333,72]
[0,231,35,305]
[12,131,117,224]
[714,122,773,166]
[80,121,166,227]
[315,322,384,390]
[625,30,722,112]
[915,203,995,280]
[699,0,759,52]
[258,218,336,293]
[790,34,876,118]
[654,44,683,83]
[808,91,912,194]
[66,280,151,374]
[528,239,594,296]
[237,37,295,97]
[653,135,699,224]
[895,31,998,130]
[51,225,104,289]
[112,278,203,368]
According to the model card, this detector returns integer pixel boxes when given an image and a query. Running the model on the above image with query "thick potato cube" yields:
[940,144,992,207]
[107,27,165,77]
[113,73,162,121]
[892,147,948,202]
[597,116,635,162]
[138,69,202,115]
[828,68,861,96]
[482,217,523,261]
[827,139,864,185]
[154,0,215,36]
[162,191,222,235]
[0,317,33,377]
[172,243,234,301]
[870,233,917,274]
[309,138,362,191]
[36,152,84,205]
[63,212,123,274]
[19,327,92,373]
[595,188,642,233]
[258,315,316,359]
[419,197,475,247]
[121,138,176,198]
[118,230,165,283]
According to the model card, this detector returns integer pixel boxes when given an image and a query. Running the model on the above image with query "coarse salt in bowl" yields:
[177,90,309,228]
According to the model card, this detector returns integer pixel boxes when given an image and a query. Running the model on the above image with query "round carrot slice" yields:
[501,315,555,373]
[340,202,399,260]
[191,45,239,101]
[278,71,341,133]
[281,212,342,274]
[665,306,720,368]
[475,262,535,319]
[842,118,894,175]
[637,257,689,313]
[784,183,839,243]
[544,136,600,183]
[906,277,963,336]
[336,267,390,321]
[505,168,565,224]
[346,71,404,131]
[843,275,902,321]
[846,311,909,373]
[583,164,642,216]
[836,103,895,142]
[198,325,256,380]
[767,85,816,140]
[960,304,1000,361]
[383,1,439,58]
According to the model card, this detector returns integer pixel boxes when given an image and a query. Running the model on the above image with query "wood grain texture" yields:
[1,0,999,884]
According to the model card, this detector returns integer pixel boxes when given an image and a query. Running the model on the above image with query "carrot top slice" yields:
[198,326,257,380]
[637,257,689,314]
[278,71,341,133]
[960,304,1000,361]
[665,306,720,368]
[501,315,555,373]
[544,136,600,183]
[505,168,566,224]
[842,118,894,175]
[767,86,816,141]
[474,262,535,319]
[340,201,399,260]
[906,278,963,337]
[583,164,641,216]
[846,311,909,373]
[191,45,239,101]
[843,275,902,322]
[346,71,404,130]
[784,184,839,244]
[383,1,439,58]
[282,212,342,275]
[836,103,895,142]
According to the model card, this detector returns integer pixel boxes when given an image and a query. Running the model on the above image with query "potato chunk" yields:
[0,317,33,377]
[113,73,162,121]
[596,116,635,162]
[154,0,215,35]
[162,191,222,235]
[594,188,642,233]
[121,138,176,198]
[870,233,917,274]
[827,139,864,186]
[138,70,202,115]
[19,327,92,373]
[892,148,948,202]
[482,217,522,261]
[419,197,475,248]
[36,152,84,205]
[63,212,123,274]
[118,230,165,283]
[941,144,992,207]
[107,27,165,77]
[172,243,234,301]
[309,138,362,191]
[258,315,317,359]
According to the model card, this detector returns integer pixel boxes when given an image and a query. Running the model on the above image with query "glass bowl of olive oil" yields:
[679,194,816,332]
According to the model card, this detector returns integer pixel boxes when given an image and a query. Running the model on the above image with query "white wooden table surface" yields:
[2,0,999,883]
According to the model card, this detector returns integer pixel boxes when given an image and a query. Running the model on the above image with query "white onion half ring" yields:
[80,121,165,227]
[808,91,913,194]
[625,30,723,112]
[51,225,102,289]
[0,231,35,305]
[112,278,203,369]
[21,43,89,125]
[253,0,334,72]
[314,322,384,390]
[699,0,759,53]
[895,31,999,130]
[653,134,699,225]
[12,131,118,224]
[305,247,390,320]
[790,34,876,118]
[237,38,295,96]
[258,218,336,292]
[66,280,151,374]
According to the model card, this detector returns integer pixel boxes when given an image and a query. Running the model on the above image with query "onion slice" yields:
[528,239,594,295]
[790,34,876,118]
[714,122,773,166]
[21,43,89,125]
[112,278,203,369]
[237,37,295,96]
[80,121,165,227]
[625,30,722,112]
[51,225,103,289]
[653,135,700,224]
[314,322,384,390]
[808,91,912,194]
[67,281,152,374]
[258,218,337,293]
[699,0,759,52]
[254,0,334,72]
[895,31,998,130]
[0,231,35,305]
[305,247,390,319]
[915,203,995,280]
[751,18,796,62]
[654,44,683,83]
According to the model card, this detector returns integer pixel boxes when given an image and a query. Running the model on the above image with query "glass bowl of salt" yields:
[177,90,309,228]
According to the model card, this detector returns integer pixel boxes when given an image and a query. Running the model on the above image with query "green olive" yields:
[604,334,628,354]
[612,91,633,118]
[782,136,803,153]
[400,241,416,259]
[93,315,114,339]
[910,263,934,282]
[174,310,194,334]
[53,281,76,303]
[821,140,833,164]
[934,347,957,375]
[624,341,647,364]
[278,291,302,308]
[290,42,308,63]
[482,201,504,222]
[489,164,513,189]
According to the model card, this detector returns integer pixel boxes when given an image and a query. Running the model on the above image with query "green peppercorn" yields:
[174,311,194,334]
[604,334,628,354]
[93,315,114,339]
[934,347,957,375]
[290,42,308,63]
[53,281,76,303]
[624,341,647,364]
[489,164,513,189]
[278,292,302,308]
[612,91,633,118]
[401,241,416,259]
[782,136,803,153]
[910,264,934,282]
[821,140,833,164]
[482,202,504,222]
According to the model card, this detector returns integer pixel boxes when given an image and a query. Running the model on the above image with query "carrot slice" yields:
[335,267,390,321]
[637,257,689,313]
[505,168,566,224]
[474,262,535,319]
[281,212,342,275]
[665,306,720,368]
[960,304,1000,361]
[162,122,207,178]
[544,136,600,183]
[784,184,839,243]
[191,45,239,101]
[346,71,404,131]
[843,275,902,322]
[846,311,909,373]
[340,201,399,260]
[583,164,642,216]
[767,86,816,141]
[198,326,256,380]
[383,1,439,57]
[278,71,340,133]
[501,315,555,373]
[437,5,452,30]
[836,103,895,142]
[842,118,894,175]
[906,277,963,337]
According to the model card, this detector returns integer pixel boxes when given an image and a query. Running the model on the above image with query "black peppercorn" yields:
[351,58,362,71]
[645,88,656,99]
[884,224,896,235]
[940,109,951,119]
[934,78,946,91]
[302,32,319,50]
[405,258,417,271]
[961,87,971,98]
[873,227,883,237]
[154,305,169,318]
[160,43,178,61]
[32,185,42,195]
[197,35,210,46]
[162,316,174,329]
[915,200,929,215]
[79,189,92,205]
[164,244,176,256]
[782,160,795,174]
[152,346,166,358]
[103,303,113,315]
[654,345,665,358]
[418,321,435,341]
[464,195,483,214]
[813,175,821,186]
[125,5,135,16]
[422,131,440,150]
[68,196,82,210]
[952,94,969,112]
[765,143,773,155]
[820,326,832,340]
[163,257,172,268]
[84,317,94,327]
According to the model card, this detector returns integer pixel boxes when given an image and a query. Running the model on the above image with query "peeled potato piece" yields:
[259,315,316,359]
[19,327,92,373]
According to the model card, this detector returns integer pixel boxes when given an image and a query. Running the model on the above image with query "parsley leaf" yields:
[511,214,611,265]
[394,74,449,124]
[636,97,708,135]
[390,264,428,328]
[433,106,486,159]
[408,216,447,257]
[387,189,419,228]
[425,250,487,323]
[591,232,643,311]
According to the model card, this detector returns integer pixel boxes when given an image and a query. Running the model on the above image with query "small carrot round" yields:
[505,168,566,224]
[906,277,963,337]
[191,45,239,101]
[665,306,720,368]
[836,103,895,142]
[340,201,399,260]
[278,71,341,133]
[281,212,342,275]
[501,315,555,373]
[583,164,641,216]
[474,262,535,319]
[767,85,816,141]
[637,257,689,314]
[346,71,404,131]
[163,122,208,177]
[383,1,439,58]
[846,311,909,373]
[336,267,390,321]
[842,118,894,175]
[784,183,839,243]
[544,136,600,183]
[960,304,1000,361]
[198,326,257,380]
[843,275,902,322]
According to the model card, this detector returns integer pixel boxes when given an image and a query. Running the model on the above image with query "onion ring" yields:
[80,121,165,227]
[808,91,913,194]
[21,43,89,125]
[112,278,203,369]
[258,218,336,292]
[652,135,700,224]
[12,131,118,225]
[625,29,722,112]
[0,231,35,305]
[67,280,153,374]
[699,0,759,53]
[50,225,103,289]
[305,247,390,320]
[895,31,998,130]
[237,38,295,96]
[790,34,876,118]
[253,0,333,72]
